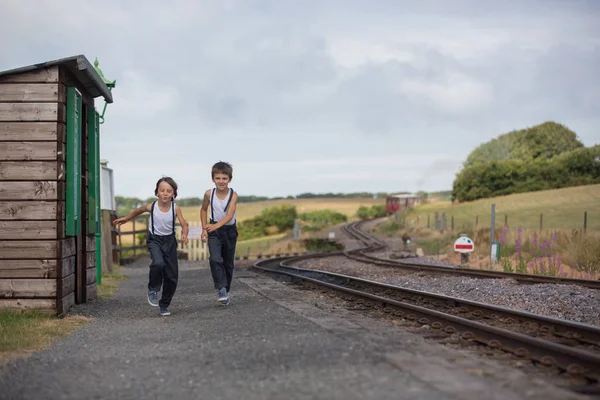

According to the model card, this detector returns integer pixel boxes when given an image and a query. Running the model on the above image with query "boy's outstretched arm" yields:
[200,190,210,242]
[113,204,152,226]
[176,205,189,245]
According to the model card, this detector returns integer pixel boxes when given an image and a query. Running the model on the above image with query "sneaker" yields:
[217,287,229,304]
[147,291,159,307]
[159,307,170,316]
[222,297,231,306]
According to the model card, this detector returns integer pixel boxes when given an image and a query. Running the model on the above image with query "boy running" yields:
[200,162,239,305]
[113,177,189,316]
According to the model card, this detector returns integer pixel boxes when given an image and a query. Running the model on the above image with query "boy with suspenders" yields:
[200,162,239,305]
[113,177,189,316]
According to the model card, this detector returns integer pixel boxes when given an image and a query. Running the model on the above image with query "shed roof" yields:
[0,54,113,103]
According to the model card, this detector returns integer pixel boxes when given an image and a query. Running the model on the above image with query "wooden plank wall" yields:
[0,66,70,314]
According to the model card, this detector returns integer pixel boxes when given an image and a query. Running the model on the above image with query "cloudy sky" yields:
[2,0,599,199]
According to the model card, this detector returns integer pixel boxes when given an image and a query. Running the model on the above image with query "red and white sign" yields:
[454,236,474,253]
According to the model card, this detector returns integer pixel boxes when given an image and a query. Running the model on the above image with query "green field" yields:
[179,197,384,223]
[407,184,600,231]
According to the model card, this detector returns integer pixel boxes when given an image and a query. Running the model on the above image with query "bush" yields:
[259,205,297,232]
[303,238,344,252]
[357,204,387,219]
[237,205,298,241]
[463,121,583,168]
[368,204,387,218]
[453,145,600,202]
[300,210,347,225]
[356,206,370,220]
[237,217,268,241]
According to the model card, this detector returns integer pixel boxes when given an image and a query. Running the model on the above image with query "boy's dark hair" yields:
[211,161,233,179]
[154,177,178,198]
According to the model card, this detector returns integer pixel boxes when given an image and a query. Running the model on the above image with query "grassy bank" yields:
[378,184,600,277]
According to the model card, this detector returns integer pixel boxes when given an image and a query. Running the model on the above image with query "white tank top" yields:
[149,201,175,235]
[210,189,236,225]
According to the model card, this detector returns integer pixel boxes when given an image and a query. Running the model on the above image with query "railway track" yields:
[253,256,600,391]
[341,220,600,290]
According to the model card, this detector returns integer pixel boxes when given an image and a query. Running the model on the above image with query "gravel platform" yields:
[0,258,592,400]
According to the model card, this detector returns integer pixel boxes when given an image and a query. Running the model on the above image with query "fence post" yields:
[475,215,479,228]
[132,219,137,256]
[451,215,454,231]
[539,213,543,231]
[584,211,587,233]
[427,214,430,228]
[490,204,496,270]
[504,214,508,227]
[118,225,123,265]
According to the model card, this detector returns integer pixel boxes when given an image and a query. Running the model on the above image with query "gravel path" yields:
[0,259,456,400]
[292,255,600,326]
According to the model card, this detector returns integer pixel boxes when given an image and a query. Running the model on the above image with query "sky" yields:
[1,0,599,199]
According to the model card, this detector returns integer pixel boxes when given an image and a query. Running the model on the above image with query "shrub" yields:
[453,145,600,202]
[259,205,297,232]
[300,210,347,225]
[357,204,386,220]
[368,204,387,218]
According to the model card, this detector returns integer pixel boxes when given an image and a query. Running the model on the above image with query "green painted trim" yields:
[87,109,101,233]
[65,87,82,236]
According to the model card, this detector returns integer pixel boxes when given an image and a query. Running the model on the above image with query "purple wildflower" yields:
[532,234,538,245]
[552,233,558,242]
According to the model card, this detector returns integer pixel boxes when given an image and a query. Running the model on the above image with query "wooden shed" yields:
[0,55,114,315]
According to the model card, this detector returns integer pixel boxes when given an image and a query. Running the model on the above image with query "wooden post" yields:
[118,225,123,265]
[584,211,587,233]
[451,215,454,231]
[475,215,479,227]
[540,213,543,231]
[504,214,508,227]
[132,219,136,256]
[427,214,430,228]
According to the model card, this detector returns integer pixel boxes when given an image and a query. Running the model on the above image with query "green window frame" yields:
[66,87,82,236]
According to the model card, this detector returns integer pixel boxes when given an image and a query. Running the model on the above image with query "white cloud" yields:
[399,74,494,114]
[1,0,598,199]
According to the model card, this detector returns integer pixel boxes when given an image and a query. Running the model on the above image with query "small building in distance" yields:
[0,55,113,315]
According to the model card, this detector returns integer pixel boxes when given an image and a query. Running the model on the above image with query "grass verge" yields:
[0,310,89,364]
[97,267,128,300]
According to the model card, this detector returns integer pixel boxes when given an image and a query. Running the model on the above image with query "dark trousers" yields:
[208,224,238,292]
[146,233,178,308]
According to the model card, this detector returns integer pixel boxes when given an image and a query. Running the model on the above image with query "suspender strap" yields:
[150,201,156,235]
[224,188,233,212]
[210,189,215,222]
[171,201,175,234]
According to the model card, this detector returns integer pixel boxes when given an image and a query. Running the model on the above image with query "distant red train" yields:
[385,194,423,214]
